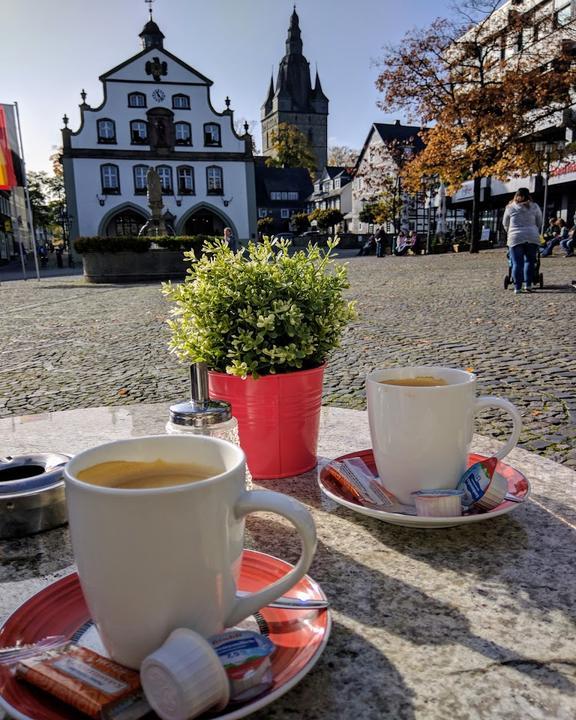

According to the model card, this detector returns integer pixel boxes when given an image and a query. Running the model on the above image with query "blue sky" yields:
[1,0,454,173]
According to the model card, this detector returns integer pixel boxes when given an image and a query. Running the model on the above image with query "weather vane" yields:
[145,0,154,19]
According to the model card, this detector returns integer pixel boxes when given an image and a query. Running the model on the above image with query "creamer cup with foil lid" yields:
[412,489,464,517]
[209,630,275,703]
[457,458,507,510]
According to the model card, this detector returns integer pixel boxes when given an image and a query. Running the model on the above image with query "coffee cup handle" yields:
[474,396,522,460]
[224,490,317,628]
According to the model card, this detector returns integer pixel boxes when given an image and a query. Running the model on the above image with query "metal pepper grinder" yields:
[166,363,239,445]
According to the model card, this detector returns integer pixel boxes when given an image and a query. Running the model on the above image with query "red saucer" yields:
[0,550,330,720]
[319,450,530,528]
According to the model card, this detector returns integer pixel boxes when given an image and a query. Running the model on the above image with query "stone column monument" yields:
[138,168,167,236]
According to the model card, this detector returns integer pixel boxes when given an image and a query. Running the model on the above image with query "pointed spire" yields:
[286,6,303,55]
[314,70,323,94]
[265,74,275,105]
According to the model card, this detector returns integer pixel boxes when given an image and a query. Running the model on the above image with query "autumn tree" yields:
[359,188,399,228]
[265,123,318,175]
[257,216,275,235]
[290,212,310,234]
[375,0,576,251]
[309,208,344,233]
[328,145,359,167]
[27,172,53,230]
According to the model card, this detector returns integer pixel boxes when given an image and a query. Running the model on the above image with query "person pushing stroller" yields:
[502,187,542,294]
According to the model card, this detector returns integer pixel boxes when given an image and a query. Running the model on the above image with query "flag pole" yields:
[13,101,40,281]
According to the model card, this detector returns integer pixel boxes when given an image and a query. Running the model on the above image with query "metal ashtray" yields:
[0,453,71,539]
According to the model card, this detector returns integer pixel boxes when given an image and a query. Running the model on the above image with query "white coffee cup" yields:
[366,366,522,505]
[65,435,317,668]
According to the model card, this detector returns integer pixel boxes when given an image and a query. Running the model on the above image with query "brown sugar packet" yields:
[16,643,151,719]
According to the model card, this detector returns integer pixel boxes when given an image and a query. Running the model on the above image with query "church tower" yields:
[261,8,328,171]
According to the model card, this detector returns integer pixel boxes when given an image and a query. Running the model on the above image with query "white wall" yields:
[65,45,254,240]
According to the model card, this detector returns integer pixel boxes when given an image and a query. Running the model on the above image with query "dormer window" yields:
[204,123,221,147]
[172,94,190,109]
[97,119,116,144]
[174,122,192,146]
[130,120,149,144]
[128,92,147,108]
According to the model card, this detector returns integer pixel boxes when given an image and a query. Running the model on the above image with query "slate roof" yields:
[255,166,313,204]
[373,122,424,149]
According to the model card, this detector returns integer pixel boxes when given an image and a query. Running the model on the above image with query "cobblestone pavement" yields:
[1,249,574,467]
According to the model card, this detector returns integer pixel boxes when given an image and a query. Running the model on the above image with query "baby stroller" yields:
[503,249,544,289]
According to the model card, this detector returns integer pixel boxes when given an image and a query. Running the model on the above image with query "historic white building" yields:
[62,14,257,254]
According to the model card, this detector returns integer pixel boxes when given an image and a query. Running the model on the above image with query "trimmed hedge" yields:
[74,235,217,255]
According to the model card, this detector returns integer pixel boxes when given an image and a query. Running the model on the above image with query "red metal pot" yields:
[208,365,325,479]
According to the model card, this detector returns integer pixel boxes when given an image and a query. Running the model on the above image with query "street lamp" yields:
[421,175,439,254]
[534,140,566,233]
[58,208,74,266]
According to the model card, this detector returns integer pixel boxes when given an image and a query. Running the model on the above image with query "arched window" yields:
[109,210,146,237]
[206,165,223,195]
[97,118,116,143]
[156,165,173,194]
[204,123,221,147]
[177,166,195,195]
[130,120,149,144]
[100,164,120,194]
[128,92,147,108]
[133,165,149,194]
[172,94,190,110]
[174,122,192,146]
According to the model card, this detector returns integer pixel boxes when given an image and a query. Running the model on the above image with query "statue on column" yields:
[138,167,169,236]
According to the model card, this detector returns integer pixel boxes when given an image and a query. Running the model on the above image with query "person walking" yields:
[502,187,542,294]
[223,227,237,252]
[375,227,386,258]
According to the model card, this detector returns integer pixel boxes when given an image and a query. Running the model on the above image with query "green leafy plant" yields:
[163,237,356,379]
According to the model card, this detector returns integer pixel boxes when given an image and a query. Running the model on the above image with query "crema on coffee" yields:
[77,459,218,489]
[379,376,448,387]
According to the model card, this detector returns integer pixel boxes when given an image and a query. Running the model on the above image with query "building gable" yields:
[100,47,213,86]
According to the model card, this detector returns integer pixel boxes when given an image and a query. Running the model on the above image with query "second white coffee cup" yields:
[366,366,522,505]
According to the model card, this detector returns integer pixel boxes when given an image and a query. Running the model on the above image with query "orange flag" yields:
[0,106,17,190]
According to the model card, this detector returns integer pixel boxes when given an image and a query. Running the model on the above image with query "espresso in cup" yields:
[65,435,317,668]
[78,459,218,489]
[367,366,522,505]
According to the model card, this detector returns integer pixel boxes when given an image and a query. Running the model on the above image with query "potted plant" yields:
[163,237,356,479]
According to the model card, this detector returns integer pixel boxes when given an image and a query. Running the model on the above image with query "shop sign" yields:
[550,161,576,178]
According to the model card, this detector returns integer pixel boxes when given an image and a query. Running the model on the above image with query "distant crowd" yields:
[540,217,576,257]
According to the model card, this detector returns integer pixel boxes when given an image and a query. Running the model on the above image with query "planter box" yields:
[82,249,188,284]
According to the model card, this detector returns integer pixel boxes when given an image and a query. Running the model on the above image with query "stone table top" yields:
[1,404,575,720]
